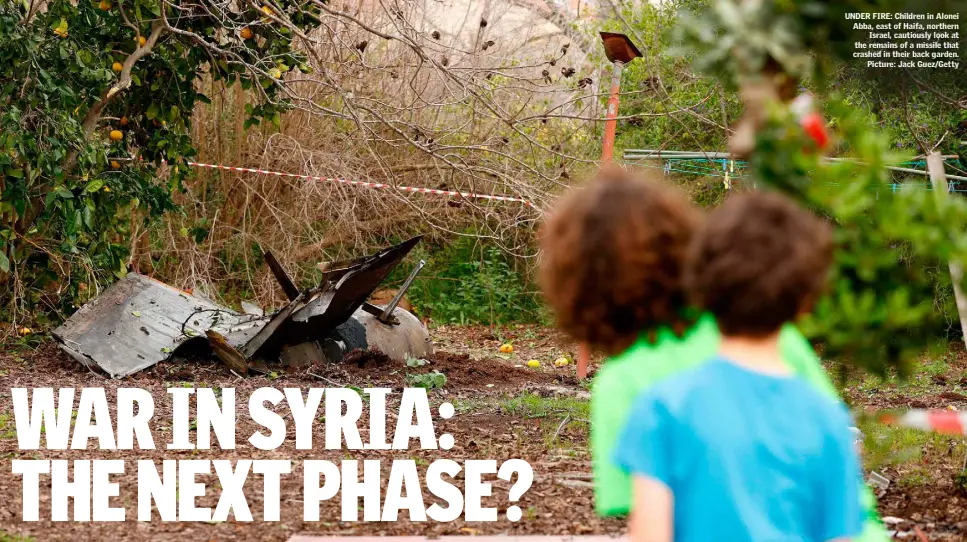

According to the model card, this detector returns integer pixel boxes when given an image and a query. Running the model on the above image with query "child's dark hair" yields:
[686,190,833,337]
[538,167,701,356]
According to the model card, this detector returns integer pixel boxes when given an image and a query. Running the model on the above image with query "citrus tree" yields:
[0,0,320,315]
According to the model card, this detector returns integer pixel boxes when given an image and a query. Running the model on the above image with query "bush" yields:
[390,237,546,326]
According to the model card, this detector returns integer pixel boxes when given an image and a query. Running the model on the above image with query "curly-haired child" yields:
[616,190,861,541]
[537,169,886,542]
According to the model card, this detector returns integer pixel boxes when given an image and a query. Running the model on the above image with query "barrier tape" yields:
[181,160,536,207]
[876,409,967,435]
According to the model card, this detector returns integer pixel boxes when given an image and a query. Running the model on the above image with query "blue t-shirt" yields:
[613,357,864,542]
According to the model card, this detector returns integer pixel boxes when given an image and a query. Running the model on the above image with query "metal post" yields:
[575,61,625,381]
[927,152,967,348]
[576,343,591,380]
[574,34,640,381]
[264,250,300,301]
[600,61,624,164]
[379,259,426,324]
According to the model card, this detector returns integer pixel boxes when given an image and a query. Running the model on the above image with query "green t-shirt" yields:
[591,314,887,542]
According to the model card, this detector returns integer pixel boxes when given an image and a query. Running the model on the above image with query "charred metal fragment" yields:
[52,274,266,378]
[264,250,300,301]
[52,236,431,378]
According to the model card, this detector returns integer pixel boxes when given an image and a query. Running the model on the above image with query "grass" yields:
[845,351,966,398]
[450,397,488,414]
[500,392,590,445]
[897,466,933,488]
[846,348,967,489]
[858,422,961,471]
[0,330,45,353]
[0,413,15,440]
[499,393,590,420]
[0,532,34,542]
[920,355,951,378]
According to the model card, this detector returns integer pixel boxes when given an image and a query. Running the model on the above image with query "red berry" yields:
[801,112,828,149]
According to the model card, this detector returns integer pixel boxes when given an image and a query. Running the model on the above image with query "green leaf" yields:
[406,370,447,389]
[0,251,9,273]
[146,103,159,120]
[83,179,104,194]
[406,356,429,368]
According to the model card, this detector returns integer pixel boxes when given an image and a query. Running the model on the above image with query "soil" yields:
[879,486,967,539]
[332,349,563,391]
[2,326,967,540]
[0,331,610,541]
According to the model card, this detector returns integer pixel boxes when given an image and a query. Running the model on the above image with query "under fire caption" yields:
[847,11,960,69]
[8,387,535,523]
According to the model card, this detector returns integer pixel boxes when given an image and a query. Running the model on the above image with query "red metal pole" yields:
[600,61,624,163]
[576,343,591,380]
[576,61,625,381]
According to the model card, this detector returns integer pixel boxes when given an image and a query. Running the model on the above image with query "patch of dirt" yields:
[28,325,967,540]
[340,348,394,369]
[413,351,561,390]
[0,331,604,541]
[45,340,580,396]
[430,324,607,371]
[843,351,967,538]
[939,391,967,402]
[878,484,967,539]
[311,349,565,393]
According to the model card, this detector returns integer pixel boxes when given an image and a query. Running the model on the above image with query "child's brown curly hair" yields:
[686,190,833,338]
[538,167,702,356]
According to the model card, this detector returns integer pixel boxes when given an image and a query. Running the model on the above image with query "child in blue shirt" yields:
[614,191,865,542]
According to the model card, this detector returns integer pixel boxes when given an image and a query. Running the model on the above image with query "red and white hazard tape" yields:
[183,160,535,207]
[877,409,967,435]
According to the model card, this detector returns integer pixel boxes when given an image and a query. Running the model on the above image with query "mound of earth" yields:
[327,349,567,391]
